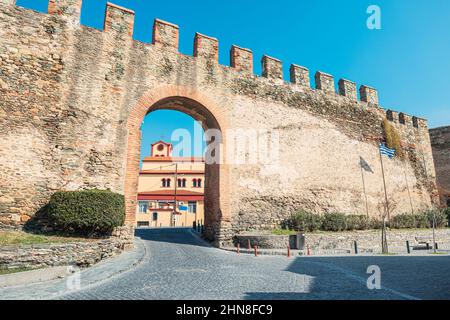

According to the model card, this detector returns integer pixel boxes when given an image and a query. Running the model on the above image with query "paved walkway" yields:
[1,228,450,300]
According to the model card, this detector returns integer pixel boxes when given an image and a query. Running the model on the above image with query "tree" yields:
[376,193,398,254]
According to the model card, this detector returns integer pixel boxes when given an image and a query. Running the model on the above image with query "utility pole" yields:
[172,163,178,227]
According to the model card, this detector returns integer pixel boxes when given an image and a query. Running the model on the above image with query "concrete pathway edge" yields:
[0,237,147,300]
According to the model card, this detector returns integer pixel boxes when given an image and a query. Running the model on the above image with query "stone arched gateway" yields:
[124,86,231,244]
[0,1,439,247]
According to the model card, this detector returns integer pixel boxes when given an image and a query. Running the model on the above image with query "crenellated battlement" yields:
[1,0,427,129]
[104,3,135,37]
[0,0,438,238]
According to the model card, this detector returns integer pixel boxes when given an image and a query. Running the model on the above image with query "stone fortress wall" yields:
[0,0,439,245]
[429,126,450,207]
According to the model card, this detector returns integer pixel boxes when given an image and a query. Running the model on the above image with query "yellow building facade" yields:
[136,141,205,228]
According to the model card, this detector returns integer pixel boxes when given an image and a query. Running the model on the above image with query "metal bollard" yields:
[406,241,411,254]
[193,221,196,230]
[287,245,291,258]
[254,245,258,257]
[354,241,358,255]
[435,243,439,250]
[201,225,204,234]
[237,243,240,255]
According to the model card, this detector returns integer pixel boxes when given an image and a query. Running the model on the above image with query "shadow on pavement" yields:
[247,255,450,300]
[135,227,211,248]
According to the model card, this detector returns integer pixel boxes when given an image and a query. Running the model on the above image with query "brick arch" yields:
[124,85,230,243]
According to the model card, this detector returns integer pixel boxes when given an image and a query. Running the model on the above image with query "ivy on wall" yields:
[382,118,404,159]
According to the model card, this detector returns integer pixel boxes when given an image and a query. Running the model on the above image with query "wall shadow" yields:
[135,227,211,248]
[245,255,450,300]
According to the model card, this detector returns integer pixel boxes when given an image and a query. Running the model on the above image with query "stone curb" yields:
[0,237,147,300]
[0,266,68,288]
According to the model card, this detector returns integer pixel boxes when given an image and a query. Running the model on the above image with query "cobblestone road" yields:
[58,228,450,300]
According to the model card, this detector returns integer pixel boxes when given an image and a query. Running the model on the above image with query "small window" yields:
[188,201,197,214]
[193,179,197,188]
[178,179,186,188]
[162,178,166,187]
[152,212,158,221]
[166,179,171,187]
[197,179,202,188]
[138,201,148,213]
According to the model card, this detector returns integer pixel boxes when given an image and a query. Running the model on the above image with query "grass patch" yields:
[271,229,298,236]
[0,267,37,275]
[0,230,95,246]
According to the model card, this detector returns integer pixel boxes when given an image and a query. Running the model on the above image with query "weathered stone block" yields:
[386,109,399,123]
[230,45,253,73]
[290,64,310,87]
[261,55,282,80]
[48,0,81,16]
[152,18,179,51]
[360,85,379,105]
[315,71,335,93]
[338,79,357,101]
[399,112,409,125]
[104,3,135,37]
[194,32,218,61]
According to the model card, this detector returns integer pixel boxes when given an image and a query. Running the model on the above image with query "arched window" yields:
[193,179,197,188]
[161,179,166,187]
[166,179,171,187]
[197,179,202,188]
[177,179,186,188]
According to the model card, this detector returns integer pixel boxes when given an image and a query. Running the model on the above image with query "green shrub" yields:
[288,210,323,232]
[345,215,370,231]
[390,214,416,229]
[444,208,450,226]
[322,213,347,232]
[425,210,448,228]
[370,218,384,229]
[414,214,430,228]
[47,189,125,235]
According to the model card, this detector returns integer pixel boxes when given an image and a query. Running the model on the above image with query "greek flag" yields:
[379,143,396,159]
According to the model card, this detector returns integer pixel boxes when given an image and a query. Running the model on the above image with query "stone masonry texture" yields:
[0,1,440,246]
[430,126,450,207]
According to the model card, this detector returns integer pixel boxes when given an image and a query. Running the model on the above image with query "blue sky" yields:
[17,0,450,158]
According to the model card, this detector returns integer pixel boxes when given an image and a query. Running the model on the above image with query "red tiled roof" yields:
[139,170,204,175]
[142,156,204,163]
[139,190,204,196]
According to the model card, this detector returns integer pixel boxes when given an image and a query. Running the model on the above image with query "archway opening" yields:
[125,93,226,243]
[136,109,206,230]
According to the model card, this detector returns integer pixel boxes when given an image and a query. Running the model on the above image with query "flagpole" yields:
[360,162,369,217]
[379,146,390,221]
[379,144,389,254]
